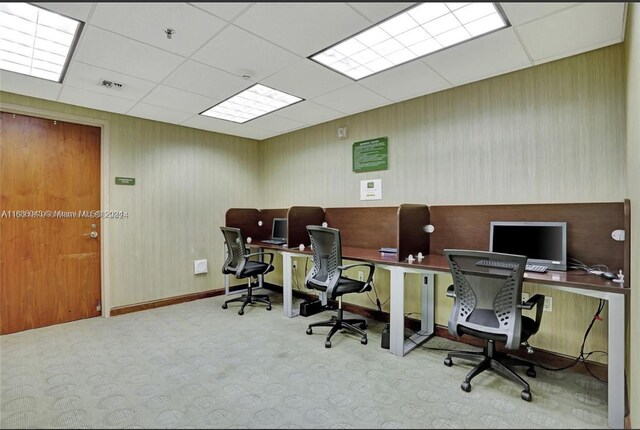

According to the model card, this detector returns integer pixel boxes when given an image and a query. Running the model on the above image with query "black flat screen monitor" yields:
[489,221,567,271]
[271,218,287,241]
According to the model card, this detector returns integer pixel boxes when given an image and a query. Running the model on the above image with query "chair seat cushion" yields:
[307,276,372,298]
[240,261,274,278]
[458,315,538,345]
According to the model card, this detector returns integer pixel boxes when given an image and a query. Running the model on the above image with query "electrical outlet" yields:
[543,296,552,312]
[358,271,364,281]
[292,260,297,270]
[522,292,530,302]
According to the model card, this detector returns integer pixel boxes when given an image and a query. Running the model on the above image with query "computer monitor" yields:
[489,221,567,271]
[271,218,287,242]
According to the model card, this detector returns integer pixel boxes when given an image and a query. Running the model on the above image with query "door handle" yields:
[84,231,98,239]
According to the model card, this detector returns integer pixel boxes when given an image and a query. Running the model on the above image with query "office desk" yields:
[277,248,627,429]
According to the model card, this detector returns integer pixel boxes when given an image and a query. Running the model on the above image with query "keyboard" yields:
[261,239,286,245]
[476,259,548,273]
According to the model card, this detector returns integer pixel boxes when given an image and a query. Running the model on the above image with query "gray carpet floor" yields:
[1,293,609,429]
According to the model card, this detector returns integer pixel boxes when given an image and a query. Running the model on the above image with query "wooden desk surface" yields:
[259,244,628,296]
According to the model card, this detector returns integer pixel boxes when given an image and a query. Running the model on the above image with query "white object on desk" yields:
[613,270,624,283]
[407,254,414,263]
[246,237,252,243]
[322,222,328,227]
[417,252,424,261]
[299,244,305,251]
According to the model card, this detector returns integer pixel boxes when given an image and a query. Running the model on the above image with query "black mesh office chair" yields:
[304,225,374,348]
[443,249,545,401]
[220,226,274,315]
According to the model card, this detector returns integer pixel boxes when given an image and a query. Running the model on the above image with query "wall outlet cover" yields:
[194,259,208,274]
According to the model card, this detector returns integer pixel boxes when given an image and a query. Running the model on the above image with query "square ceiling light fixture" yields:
[200,83,303,124]
[0,3,83,82]
[310,2,509,80]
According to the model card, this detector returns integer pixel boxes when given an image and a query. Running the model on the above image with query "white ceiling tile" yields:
[500,3,577,26]
[163,60,249,100]
[189,2,253,22]
[192,25,301,81]
[73,26,185,83]
[224,124,274,140]
[34,2,95,21]
[359,60,452,102]
[0,2,629,140]
[126,103,194,125]
[422,28,532,86]
[90,3,227,57]
[0,70,62,101]
[311,84,393,115]
[348,2,416,24]
[247,114,306,133]
[181,114,237,134]
[233,3,372,57]
[275,101,345,126]
[261,60,353,100]
[141,85,218,114]
[63,62,157,101]
[516,3,627,65]
[58,86,137,114]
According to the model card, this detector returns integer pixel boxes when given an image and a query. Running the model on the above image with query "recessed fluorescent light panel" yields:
[310,2,509,80]
[0,3,83,82]
[200,84,303,124]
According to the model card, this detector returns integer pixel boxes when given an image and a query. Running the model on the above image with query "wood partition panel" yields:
[324,206,398,250]
[398,204,430,260]
[225,208,263,240]
[287,206,325,248]
[428,202,627,276]
[259,208,289,242]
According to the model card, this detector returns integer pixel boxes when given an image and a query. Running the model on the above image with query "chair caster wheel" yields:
[360,323,367,330]
[444,357,453,367]
[521,390,532,402]
[222,303,228,309]
[266,306,272,311]
[325,340,332,348]
[526,367,536,378]
[306,328,312,335]
[461,381,471,392]
[361,338,367,345]
[238,309,244,315]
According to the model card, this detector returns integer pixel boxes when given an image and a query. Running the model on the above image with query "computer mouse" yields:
[601,271,616,280]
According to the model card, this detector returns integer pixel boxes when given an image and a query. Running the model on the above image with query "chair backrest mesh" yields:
[444,249,526,349]
[305,226,342,291]
[220,226,246,273]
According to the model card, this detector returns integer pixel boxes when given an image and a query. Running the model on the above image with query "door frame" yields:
[1,102,112,317]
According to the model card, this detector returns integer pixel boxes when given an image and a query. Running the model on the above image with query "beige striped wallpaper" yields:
[259,45,626,363]
[0,92,261,308]
[624,3,639,427]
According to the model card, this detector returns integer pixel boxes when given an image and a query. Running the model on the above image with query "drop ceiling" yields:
[0,2,628,140]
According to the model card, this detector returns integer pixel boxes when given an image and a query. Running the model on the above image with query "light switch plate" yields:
[194,259,208,274]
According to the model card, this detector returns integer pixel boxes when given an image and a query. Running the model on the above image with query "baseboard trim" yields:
[110,283,281,316]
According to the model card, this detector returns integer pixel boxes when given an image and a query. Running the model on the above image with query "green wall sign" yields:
[115,177,135,186]
[353,137,388,173]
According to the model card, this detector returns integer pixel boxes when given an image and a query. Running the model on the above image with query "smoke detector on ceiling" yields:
[99,79,124,90]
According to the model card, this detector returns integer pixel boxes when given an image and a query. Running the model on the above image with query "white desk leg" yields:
[608,293,625,429]
[281,252,299,318]
[388,267,405,356]
[402,272,435,355]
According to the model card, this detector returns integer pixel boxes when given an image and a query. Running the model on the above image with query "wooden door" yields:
[1,112,102,334]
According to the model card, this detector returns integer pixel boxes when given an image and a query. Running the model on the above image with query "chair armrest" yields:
[517,294,545,333]
[337,262,375,293]
[244,251,275,266]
